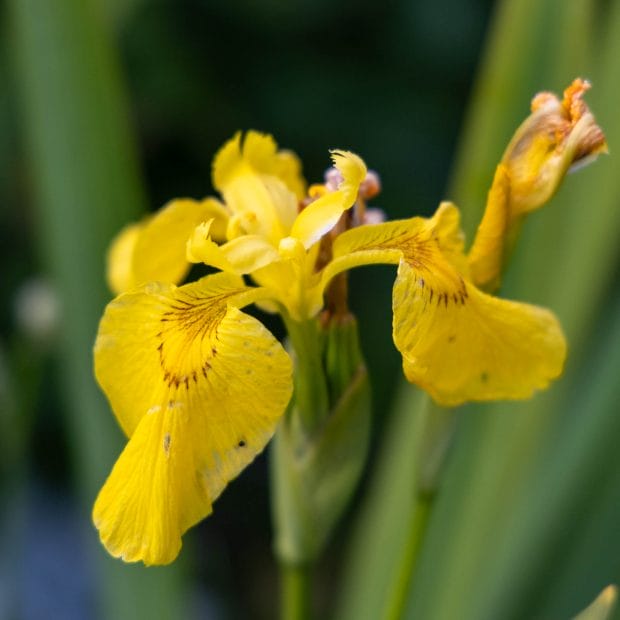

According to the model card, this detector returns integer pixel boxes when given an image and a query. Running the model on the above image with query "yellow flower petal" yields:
[324,202,465,284]
[106,222,141,295]
[290,151,367,249]
[93,272,293,563]
[274,149,307,200]
[393,261,566,406]
[186,221,234,272]
[251,257,323,321]
[93,402,212,565]
[466,165,511,291]
[188,222,281,274]
[212,131,299,243]
[107,198,229,295]
[325,203,566,405]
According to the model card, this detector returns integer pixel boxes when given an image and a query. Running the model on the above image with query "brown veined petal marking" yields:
[390,208,566,406]
[93,272,293,564]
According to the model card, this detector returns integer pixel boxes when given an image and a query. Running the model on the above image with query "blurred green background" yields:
[2,0,619,619]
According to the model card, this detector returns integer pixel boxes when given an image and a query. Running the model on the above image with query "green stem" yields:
[281,563,311,620]
[281,315,329,434]
[384,493,434,620]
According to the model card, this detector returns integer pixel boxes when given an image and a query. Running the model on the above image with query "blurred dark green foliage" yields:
[4,0,619,619]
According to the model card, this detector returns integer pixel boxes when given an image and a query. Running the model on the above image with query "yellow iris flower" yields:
[93,80,605,565]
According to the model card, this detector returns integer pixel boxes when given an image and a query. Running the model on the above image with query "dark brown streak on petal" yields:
[155,295,226,391]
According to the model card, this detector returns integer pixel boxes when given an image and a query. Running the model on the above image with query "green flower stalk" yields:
[271,312,371,566]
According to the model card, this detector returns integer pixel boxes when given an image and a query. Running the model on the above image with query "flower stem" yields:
[281,315,329,435]
[384,492,434,620]
[281,563,311,620]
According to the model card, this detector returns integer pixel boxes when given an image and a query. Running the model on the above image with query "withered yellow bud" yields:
[468,78,607,292]
[502,78,607,215]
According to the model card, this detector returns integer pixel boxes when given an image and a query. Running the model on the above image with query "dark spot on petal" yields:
[448,335,456,343]
[481,372,489,383]
[237,439,246,448]
[163,433,171,455]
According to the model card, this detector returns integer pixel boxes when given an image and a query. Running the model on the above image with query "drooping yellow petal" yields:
[93,402,210,565]
[323,202,466,288]
[290,151,367,249]
[106,198,229,295]
[393,260,566,406]
[324,203,565,405]
[466,165,511,291]
[212,131,300,243]
[93,272,293,564]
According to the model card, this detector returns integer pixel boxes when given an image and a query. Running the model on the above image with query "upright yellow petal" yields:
[212,131,300,243]
[213,131,306,198]
[290,151,367,249]
[93,273,293,564]
[274,149,306,200]
[106,198,229,295]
